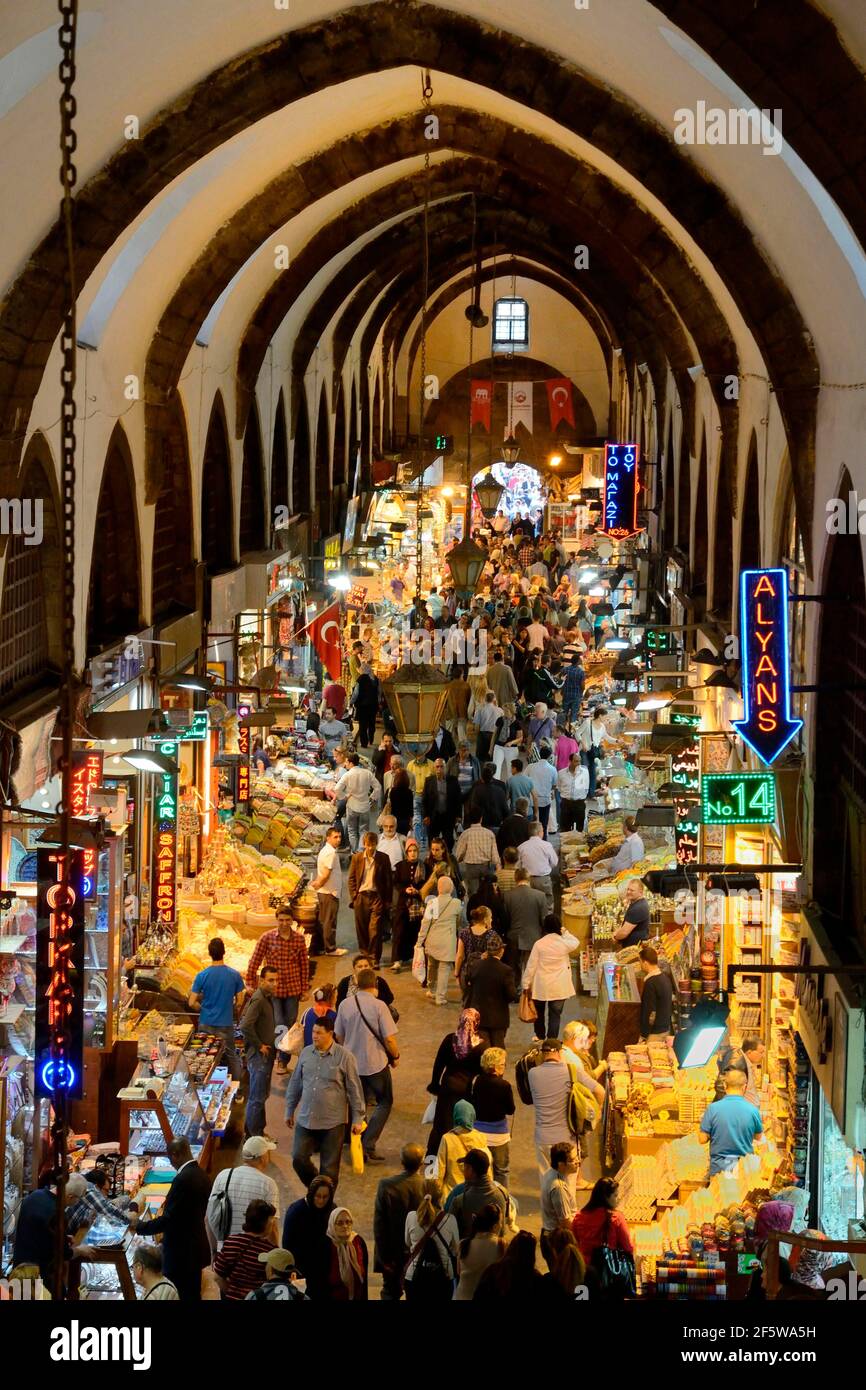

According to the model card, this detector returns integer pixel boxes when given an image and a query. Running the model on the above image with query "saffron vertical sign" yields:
[35,848,85,1098]
[69,749,103,899]
[732,568,802,764]
[600,443,641,539]
[151,743,178,925]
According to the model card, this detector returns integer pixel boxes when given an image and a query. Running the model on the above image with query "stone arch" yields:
[371,375,382,459]
[240,400,266,553]
[314,387,332,535]
[201,393,235,573]
[271,389,289,517]
[292,391,312,515]
[86,423,142,656]
[348,377,359,493]
[740,431,762,572]
[0,434,63,700]
[677,433,691,554]
[693,428,709,604]
[332,379,347,490]
[662,425,675,547]
[152,396,196,620]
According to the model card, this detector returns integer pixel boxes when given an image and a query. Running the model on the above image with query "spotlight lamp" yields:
[673,996,730,1069]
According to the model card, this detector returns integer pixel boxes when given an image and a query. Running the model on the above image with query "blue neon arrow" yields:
[732,567,802,765]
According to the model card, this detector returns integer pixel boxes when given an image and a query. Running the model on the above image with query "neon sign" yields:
[733,568,802,765]
[151,743,178,925]
[162,710,209,743]
[702,772,776,826]
[237,704,251,807]
[646,628,673,654]
[600,443,641,539]
[671,724,700,865]
[35,848,85,1099]
[70,750,103,898]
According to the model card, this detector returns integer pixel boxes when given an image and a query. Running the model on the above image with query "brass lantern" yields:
[474,471,505,518]
[381,662,450,746]
[445,535,488,599]
[501,433,520,467]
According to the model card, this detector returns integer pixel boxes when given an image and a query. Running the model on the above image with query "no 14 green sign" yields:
[701,772,776,826]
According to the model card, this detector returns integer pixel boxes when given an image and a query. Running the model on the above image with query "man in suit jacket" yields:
[372,1143,426,1300]
[466,763,509,832]
[422,757,463,848]
[464,935,519,1047]
[347,831,393,968]
[133,1137,211,1301]
[497,796,532,856]
[504,870,547,974]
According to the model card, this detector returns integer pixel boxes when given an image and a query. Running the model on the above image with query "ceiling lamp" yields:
[704,670,740,691]
[474,471,505,518]
[441,486,455,498]
[548,453,563,468]
[35,818,102,851]
[635,694,671,712]
[328,572,352,592]
[603,636,631,651]
[167,673,212,693]
[694,647,724,666]
[634,805,676,828]
[382,661,450,746]
[120,749,177,775]
[673,997,729,1069]
[445,536,488,599]
[501,434,521,466]
[578,569,598,583]
[592,602,616,618]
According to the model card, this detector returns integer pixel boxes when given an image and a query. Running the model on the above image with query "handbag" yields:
[518,991,538,1023]
[277,1013,306,1055]
[592,1214,636,1299]
[421,1097,437,1125]
[412,942,427,985]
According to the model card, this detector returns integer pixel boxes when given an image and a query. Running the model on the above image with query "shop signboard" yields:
[151,742,178,926]
[323,534,341,575]
[69,750,103,898]
[35,847,86,1099]
[645,627,673,654]
[237,703,251,807]
[600,443,641,539]
[701,772,776,826]
[161,709,208,743]
[733,567,802,765]
[670,719,700,865]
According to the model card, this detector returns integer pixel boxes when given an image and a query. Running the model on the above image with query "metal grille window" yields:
[493,297,528,351]
[0,531,49,697]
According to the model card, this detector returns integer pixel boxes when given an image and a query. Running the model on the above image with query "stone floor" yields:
[221,887,599,1299]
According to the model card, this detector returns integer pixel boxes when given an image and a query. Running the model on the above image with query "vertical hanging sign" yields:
[35,848,86,1099]
[670,713,701,865]
[151,743,179,926]
[70,750,103,899]
[237,704,251,806]
[732,568,802,765]
[600,443,641,539]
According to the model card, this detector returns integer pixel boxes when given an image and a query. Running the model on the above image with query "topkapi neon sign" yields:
[35,848,85,1098]
[600,443,641,539]
[733,568,802,765]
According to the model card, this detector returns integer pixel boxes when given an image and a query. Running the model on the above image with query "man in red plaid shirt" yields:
[246,908,310,1074]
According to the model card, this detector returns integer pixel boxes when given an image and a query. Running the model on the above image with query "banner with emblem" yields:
[508,381,533,434]
[470,379,493,431]
[546,377,575,430]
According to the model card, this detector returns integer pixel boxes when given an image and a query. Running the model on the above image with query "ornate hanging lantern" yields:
[382,662,450,745]
[474,471,505,518]
[501,433,520,467]
[445,535,488,598]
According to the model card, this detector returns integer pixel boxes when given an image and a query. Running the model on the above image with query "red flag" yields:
[546,378,575,430]
[307,601,342,680]
[470,379,493,431]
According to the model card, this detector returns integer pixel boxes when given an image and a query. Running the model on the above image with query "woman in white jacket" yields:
[419,876,464,1005]
[521,914,579,1039]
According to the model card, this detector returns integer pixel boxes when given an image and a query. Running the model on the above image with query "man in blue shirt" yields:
[189,937,246,1080]
[698,1069,764,1176]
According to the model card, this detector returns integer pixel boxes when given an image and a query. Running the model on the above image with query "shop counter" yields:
[596,960,641,1057]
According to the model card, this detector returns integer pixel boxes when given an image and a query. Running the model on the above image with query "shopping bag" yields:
[349,1130,365,1175]
[412,943,427,986]
[277,1017,305,1055]
[421,1098,436,1125]
[518,991,538,1023]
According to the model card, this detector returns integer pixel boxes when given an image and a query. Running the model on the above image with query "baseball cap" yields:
[457,1148,490,1175]
[242,1136,277,1158]
[65,1173,88,1199]
[540,1037,562,1054]
[257,1248,296,1272]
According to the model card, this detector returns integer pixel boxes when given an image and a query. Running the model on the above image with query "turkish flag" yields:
[470,380,493,431]
[307,601,342,681]
[546,378,575,430]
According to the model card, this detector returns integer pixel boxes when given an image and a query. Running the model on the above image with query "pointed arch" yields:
[292,391,311,514]
[86,423,142,656]
[0,434,62,699]
[693,427,709,591]
[314,388,332,534]
[348,377,359,494]
[372,375,382,459]
[152,397,195,620]
[676,434,691,554]
[739,431,762,572]
[271,390,289,517]
[663,425,675,546]
[201,393,234,573]
[332,380,346,490]
[240,401,266,553]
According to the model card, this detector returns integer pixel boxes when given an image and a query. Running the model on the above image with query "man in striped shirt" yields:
[454,812,501,896]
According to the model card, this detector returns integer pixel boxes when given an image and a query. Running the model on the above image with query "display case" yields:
[596,959,642,1057]
[0,1059,37,1270]
[118,1035,235,1169]
[83,835,126,1050]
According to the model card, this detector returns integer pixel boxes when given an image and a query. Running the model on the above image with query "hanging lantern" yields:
[445,535,488,598]
[474,471,505,518]
[501,433,520,467]
[382,662,450,745]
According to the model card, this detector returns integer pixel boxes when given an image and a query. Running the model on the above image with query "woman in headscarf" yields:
[323,1207,368,1301]
[281,1175,336,1299]
[425,1008,486,1156]
[435,1100,493,1199]
[391,837,426,971]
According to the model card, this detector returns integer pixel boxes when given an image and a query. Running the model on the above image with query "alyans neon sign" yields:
[732,568,802,765]
[600,443,641,539]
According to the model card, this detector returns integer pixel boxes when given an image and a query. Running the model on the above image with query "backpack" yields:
[515,1043,543,1105]
[564,1061,599,1136]
[405,1214,455,1299]
[208,1166,235,1244]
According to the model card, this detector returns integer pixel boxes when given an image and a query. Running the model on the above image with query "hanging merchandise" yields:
[547,377,575,430]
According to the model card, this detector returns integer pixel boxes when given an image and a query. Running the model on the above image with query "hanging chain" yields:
[465,196,477,537]
[53,0,79,1300]
[414,70,433,621]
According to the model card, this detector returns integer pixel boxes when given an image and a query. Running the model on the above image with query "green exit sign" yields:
[701,772,776,826]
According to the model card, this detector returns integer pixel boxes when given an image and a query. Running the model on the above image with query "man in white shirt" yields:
[557,753,589,833]
[309,826,346,957]
[335,753,378,852]
[598,816,645,875]
[318,706,349,757]
[526,618,549,653]
[525,750,558,839]
[377,815,405,869]
[518,823,558,914]
[528,558,549,583]
[426,588,444,620]
[474,691,504,761]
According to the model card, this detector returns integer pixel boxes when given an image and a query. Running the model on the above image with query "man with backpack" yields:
[525,1038,603,1187]
[206,1136,280,1252]
[445,1149,509,1239]
[245,1248,309,1301]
